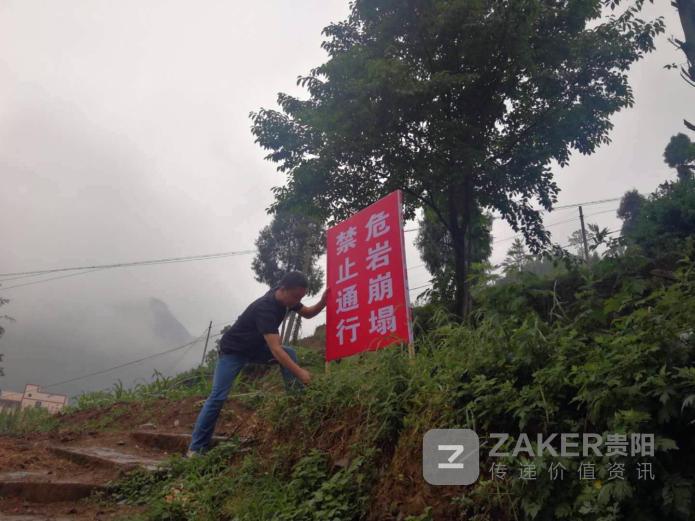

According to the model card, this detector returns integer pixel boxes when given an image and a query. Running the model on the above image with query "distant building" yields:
[0,384,68,414]
[0,390,22,412]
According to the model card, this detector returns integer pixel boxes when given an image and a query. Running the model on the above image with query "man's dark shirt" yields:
[219,287,303,360]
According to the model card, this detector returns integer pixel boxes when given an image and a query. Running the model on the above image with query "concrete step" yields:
[129,431,229,453]
[0,471,106,503]
[0,512,74,521]
[48,446,167,472]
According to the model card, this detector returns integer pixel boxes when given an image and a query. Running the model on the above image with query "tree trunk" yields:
[283,311,296,345]
[280,313,288,340]
[448,181,473,320]
[675,0,695,83]
[291,315,301,343]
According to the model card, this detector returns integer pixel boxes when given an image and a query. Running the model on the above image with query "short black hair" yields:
[279,271,309,289]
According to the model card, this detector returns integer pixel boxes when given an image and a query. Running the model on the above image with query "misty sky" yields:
[0,1,692,400]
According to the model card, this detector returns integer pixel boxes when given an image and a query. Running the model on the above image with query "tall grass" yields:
[0,406,59,435]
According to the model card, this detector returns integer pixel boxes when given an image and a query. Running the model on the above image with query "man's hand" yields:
[297,368,312,385]
[264,333,311,385]
[298,288,330,319]
[318,288,328,307]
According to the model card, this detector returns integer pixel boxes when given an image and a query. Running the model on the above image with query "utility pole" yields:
[201,320,212,365]
[578,206,590,261]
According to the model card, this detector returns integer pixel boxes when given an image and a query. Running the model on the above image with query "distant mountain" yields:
[112,297,195,346]
[1,297,197,400]
[149,297,195,346]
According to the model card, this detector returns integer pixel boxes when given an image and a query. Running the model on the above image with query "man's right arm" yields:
[263,333,312,385]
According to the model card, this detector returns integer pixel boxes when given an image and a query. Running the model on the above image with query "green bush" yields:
[0,406,58,435]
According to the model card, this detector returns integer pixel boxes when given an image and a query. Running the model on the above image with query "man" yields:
[187,271,327,456]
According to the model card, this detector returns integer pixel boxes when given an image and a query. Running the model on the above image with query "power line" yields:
[0,268,109,291]
[492,207,618,245]
[553,197,621,210]
[402,197,622,234]
[42,332,207,390]
[0,249,256,279]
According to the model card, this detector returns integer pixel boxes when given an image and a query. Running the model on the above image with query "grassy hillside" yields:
[4,179,694,521]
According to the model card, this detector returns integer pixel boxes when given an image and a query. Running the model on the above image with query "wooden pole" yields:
[200,320,213,365]
[578,206,590,262]
[407,342,415,362]
[325,360,330,374]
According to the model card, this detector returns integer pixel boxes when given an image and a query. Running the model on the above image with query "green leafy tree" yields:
[566,229,587,258]
[617,189,647,237]
[664,132,695,181]
[501,238,531,277]
[672,0,695,94]
[0,292,13,379]
[252,207,325,342]
[251,0,663,318]
[624,177,695,254]
[414,204,493,307]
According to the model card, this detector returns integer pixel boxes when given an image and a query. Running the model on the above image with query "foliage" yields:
[0,406,58,435]
[502,238,532,277]
[414,205,493,307]
[110,439,376,521]
[107,228,695,520]
[252,204,325,296]
[251,0,664,317]
[617,189,646,238]
[69,366,215,412]
[664,133,695,181]
[622,177,695,257]
[0,293,12,340]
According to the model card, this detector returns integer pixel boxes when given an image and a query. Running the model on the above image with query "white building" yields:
[0,384,68,414]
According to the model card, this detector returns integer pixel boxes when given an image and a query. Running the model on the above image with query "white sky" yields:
[0,0,692,397]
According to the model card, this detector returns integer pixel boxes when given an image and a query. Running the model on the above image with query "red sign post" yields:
[325,190,413,362]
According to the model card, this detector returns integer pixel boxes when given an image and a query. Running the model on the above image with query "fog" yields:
[0,0,691,402]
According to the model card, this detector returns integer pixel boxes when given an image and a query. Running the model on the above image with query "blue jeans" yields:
[188,345,304,453]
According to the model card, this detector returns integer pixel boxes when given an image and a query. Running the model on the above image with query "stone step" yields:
[48,446,167,472]
[0,471,106,503]
[0,512,74,521]
[129,431,243,453]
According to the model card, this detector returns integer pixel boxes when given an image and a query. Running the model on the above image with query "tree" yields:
[251,0,663,318]
[501,238,531,277]
[624,177,695,254]
[566,229,587,258]
[414,204,493,307]
[251,207,325,342]
[0,291,13,379]
[664,133,695,180]
[671,0,695,95]
[617,189,647,237]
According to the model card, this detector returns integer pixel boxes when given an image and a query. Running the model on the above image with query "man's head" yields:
[275,271,308,308]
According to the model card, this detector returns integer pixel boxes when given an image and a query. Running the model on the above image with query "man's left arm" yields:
[296,289,328,319]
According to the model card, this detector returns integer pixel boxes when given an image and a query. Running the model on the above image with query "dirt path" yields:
[0,396,258,520]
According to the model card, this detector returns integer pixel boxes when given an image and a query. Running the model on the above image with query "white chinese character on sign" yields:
[337,257,358,284]
[365,211,390,241]
[368,272,393,303]
[336,226,357,254]
[366,241,391,271]
[369,305,396,335]
[336,316,359,345]
[336,284,358,313]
